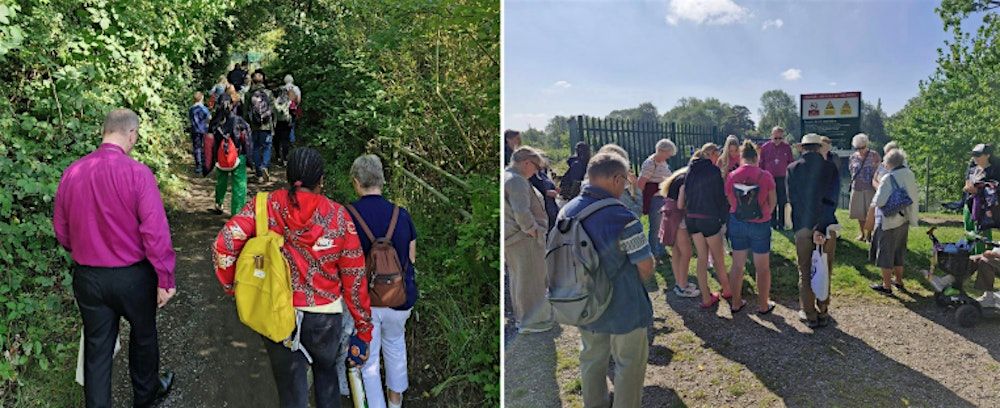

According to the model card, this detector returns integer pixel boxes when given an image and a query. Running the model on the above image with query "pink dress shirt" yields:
[53,144,176,289]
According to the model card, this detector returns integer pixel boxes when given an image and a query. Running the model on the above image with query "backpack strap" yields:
[574,198,623,221]
[254,192,269,237]
[345,204,377,242]
[385,206,400,241]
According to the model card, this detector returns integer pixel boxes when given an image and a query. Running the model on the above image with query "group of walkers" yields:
[57,107,419,407]
[504,123,1000,407]
[189,62,303,215]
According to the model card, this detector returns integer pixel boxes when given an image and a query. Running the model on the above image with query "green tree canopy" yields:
[757,89,800,139]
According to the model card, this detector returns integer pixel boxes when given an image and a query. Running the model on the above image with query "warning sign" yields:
[801,91,862,149]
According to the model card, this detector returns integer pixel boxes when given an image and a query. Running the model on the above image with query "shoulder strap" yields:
[853,150,871,181]
[385,206,400,241]
[345,204,377,242]
[575,198,622,221]
[254,192,269,236]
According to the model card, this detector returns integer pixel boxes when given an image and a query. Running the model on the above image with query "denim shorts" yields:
[727,214,772,254]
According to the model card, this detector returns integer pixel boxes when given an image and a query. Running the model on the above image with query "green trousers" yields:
[579,327,649,408]
[215,155,248,214]
[964,205,992,255]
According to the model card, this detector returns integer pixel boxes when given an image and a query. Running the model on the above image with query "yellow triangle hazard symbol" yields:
[824,101,836,115]
[840,101,852,115]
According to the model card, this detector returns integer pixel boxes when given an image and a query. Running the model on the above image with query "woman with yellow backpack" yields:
[213,147,374,408]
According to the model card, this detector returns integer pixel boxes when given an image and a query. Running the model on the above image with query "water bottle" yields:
[348,366,368,408]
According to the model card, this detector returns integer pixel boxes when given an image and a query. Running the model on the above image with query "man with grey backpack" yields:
[547,152,655,408]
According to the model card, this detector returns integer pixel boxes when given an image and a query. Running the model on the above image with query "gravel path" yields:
[505,281,1000,407]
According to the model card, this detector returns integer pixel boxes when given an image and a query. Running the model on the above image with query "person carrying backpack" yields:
[188,92,211,176]
[724,140,777,314]
[555,152,655,408]
[246,71,275,183]
[213,147,373,408]
[273,89,294,167]
[345,154,418,408]
[209,94,252,215]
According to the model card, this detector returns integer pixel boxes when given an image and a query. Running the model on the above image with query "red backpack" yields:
[216,134,240,171]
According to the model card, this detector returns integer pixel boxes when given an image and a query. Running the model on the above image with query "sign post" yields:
[800,91,862,150]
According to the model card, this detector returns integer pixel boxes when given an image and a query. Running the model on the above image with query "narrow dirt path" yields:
[109,166,293,407]
[505,279,1000,407]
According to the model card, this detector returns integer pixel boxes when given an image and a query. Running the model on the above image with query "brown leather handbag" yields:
[345,205,407,308]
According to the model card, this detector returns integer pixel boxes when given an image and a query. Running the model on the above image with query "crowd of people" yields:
[189,62,304,215]
[503,125,1000,407]
[56,77,419,407]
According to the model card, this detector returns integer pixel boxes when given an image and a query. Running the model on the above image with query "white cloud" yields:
[828,81,838,86]
[552,80,571,89]
[761,18,783,30]
[665,0,750,26]
[781,68,802,81]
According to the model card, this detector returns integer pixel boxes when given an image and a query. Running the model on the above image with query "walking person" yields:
[786,134,841,328]
[53,108,176,408]
[227,61,248,91]
[659,167,700,298]
[869,149,920,294]
[246,70,275,183]
[213,148,374,408]
[679,143,732,309]
[209,75,228,109]
[561,152,655,408]
[210,95,252,215]
[759,126,795,230]
[272,88,294,167]
[345,155,419,408]
[559,141,591,200]
[504,146,553,333]
[188,91,211,176]
[638,139,676,261]
[724,141,778,314]
[282,75,302,145]
[848,134,881,242]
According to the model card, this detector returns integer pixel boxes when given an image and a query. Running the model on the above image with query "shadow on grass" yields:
[641,385,686,408]
[665,294,977,407]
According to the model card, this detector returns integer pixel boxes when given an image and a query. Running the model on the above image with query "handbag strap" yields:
[852,150,871,182]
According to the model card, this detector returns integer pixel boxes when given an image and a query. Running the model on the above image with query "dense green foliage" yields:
[888,0,999,206]
[0,0,238,401]
[1,0,499,406]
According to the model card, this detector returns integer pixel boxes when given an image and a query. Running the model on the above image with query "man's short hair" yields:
[587,152,629,180]
[504,129,521,141]
[801,143,821,152]
[771,126,785,134]
[350,154,386,189]
[597,143,630,162]
[511,146,542,165]
[103,108,139,136]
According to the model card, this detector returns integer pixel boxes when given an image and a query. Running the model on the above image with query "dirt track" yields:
[505,280,1000,407]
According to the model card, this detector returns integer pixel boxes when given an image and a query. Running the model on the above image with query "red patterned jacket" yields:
[213,189,373,342]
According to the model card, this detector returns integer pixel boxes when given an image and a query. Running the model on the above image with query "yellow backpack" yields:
[234,192,296,342]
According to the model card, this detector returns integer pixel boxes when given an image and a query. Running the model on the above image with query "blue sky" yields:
[503,0,957,132]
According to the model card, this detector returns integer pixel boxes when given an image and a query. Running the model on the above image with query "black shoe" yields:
[806,319,822,329]
[136,371,174,408]
[870,284,893,295]
[817,314,830,327]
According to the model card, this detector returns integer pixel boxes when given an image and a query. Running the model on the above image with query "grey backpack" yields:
[545,198,621,326]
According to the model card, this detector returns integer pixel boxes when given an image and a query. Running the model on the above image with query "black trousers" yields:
[773,176,788,229]
[274,121,292,163]
[73,261,160,408]
[264,312,344,408]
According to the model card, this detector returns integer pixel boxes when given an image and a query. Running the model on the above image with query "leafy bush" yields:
[0,0,237,401]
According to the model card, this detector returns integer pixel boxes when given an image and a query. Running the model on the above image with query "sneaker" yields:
[806,319,822,329]
[798,310,809,322]
[976,293,998,308]
[212,203,224,215]
[673,283,701,298]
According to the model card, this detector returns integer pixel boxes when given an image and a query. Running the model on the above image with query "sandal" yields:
[757,301,776,315]
[892,281,905,291]
[730,299,748,313]
[721,291,733,301]
[870,284,893,295]
[700,293,720,309]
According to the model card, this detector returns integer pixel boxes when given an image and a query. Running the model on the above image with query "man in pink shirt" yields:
[54,109,176,408]
[758,126,795,230]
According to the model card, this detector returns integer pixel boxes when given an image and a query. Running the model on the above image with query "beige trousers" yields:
[579,327,649,408]
[505,235,553,332]
[795,228,838,321]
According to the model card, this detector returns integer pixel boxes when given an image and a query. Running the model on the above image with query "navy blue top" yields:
[529,171,559,230]
[188,104,210,134]
[561,185,653,334]
[348,195,419,310]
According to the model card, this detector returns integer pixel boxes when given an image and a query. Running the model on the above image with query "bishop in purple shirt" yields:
[53,109,175,408]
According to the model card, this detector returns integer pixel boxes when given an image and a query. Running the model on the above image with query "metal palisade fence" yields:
[568,115,725,174]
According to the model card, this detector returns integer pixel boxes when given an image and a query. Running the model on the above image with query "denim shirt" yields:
[561,185,654,334]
